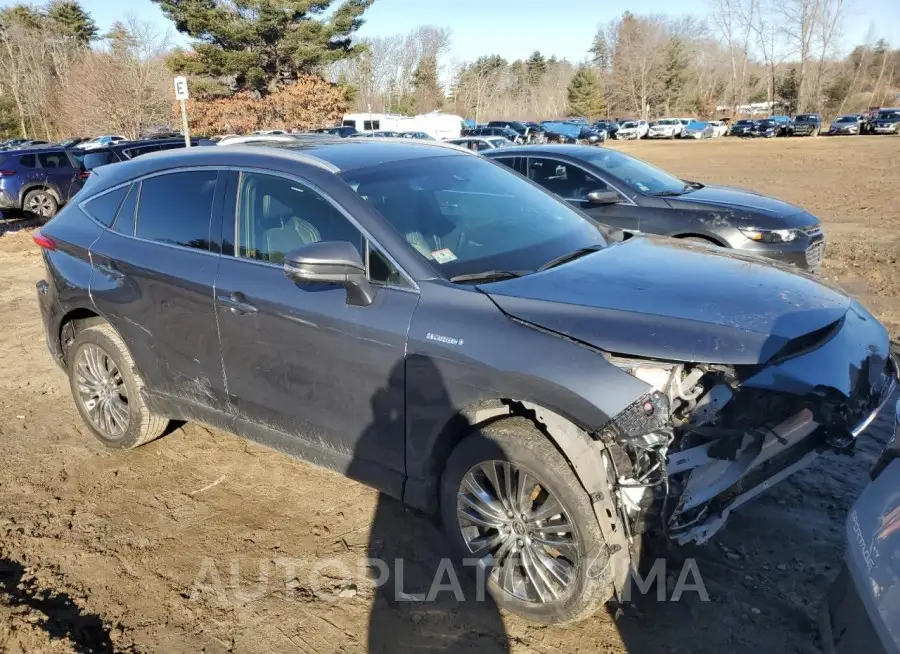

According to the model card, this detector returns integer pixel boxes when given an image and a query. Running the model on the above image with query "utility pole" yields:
[174,76,191,147]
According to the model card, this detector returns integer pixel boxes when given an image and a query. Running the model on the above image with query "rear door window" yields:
[135,171,217,250]
[83,186,129,227]
[18,154,36,168]
[37,152,72,169]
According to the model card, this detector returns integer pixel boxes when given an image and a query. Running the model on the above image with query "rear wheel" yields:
[68,324,169,449]
[23,189,58,222]
[440,417,612,624]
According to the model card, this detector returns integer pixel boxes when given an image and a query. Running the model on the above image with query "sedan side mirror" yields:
[284,241,375,306]
[586,190,621,205]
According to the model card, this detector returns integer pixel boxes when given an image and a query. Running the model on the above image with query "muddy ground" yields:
[0,135,898,653]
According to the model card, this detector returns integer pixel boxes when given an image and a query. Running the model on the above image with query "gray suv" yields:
[35,139,896,624]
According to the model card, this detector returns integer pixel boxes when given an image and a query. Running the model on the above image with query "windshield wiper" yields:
[651,190,684,197]
[538,244,604,272]
[449,270,528,284]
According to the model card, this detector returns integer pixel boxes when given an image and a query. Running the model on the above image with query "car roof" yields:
[94,138,473,186]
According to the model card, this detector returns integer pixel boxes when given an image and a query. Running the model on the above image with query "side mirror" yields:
[586,190,620,205]
[284,241,375,306]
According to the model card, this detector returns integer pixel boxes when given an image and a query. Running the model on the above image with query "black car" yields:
[790,113,822,136]
[821,399,900,654]
[730,118,755,136]
[592,120,619,139]
[827,114,864,136]
[74,137,214,171]
[750,119,780,138]
[463,126,523,142]
[309,126,358,138]
[485,144,826,270]
[35,140,895,625]
[487,120,529,140]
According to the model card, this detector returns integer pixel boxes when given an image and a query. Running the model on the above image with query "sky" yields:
[3,0,899,64]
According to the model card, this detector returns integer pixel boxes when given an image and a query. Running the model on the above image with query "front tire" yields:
[68,324,169,449]
[440,417,612,624]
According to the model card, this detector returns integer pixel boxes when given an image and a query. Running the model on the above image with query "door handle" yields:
[96,263,124,281]
[216,293,258,315]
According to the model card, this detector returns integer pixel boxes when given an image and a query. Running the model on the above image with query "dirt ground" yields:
[0,135,898,654]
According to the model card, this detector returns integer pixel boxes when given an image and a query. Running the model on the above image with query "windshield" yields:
[757,120,774,127]
[877,110,900,120]
[487,137,513,147]
[580,149,688,195]
[794,115,817,122]
[735,120,753,125]
[836,116,857,123]
[341,155,606,279]
[655,119,678,125]
[621,121,638,128]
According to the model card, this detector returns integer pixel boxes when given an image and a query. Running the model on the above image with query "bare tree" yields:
[59,17,172,138]
[779,0,823,109]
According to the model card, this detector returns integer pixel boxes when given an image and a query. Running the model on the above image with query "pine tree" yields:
[47,0,97,45]
[153,0,374,94]
[661,37,688,114]
[412,54,444,113]
[777,67,800,114]
[526,50,547,86]
[567,66,604,118]
[590,33,610,69]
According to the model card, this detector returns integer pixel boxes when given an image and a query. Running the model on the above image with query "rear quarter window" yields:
[82,185,129,227]
[82,151,116,170]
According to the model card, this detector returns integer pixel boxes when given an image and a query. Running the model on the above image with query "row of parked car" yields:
[31,131,898,647]
[730,108,900,137]
[0,135,212,221]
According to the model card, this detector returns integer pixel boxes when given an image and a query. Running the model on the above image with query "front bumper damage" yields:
[595,303,897,548]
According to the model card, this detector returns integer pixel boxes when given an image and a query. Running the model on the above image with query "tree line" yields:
[1,0,898,139]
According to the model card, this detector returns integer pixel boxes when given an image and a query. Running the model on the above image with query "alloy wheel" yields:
[27,193,54,217]
[74,344,129,439]
[456,460,579,603]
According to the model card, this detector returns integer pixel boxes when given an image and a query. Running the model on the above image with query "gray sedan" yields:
[484,144,826,271]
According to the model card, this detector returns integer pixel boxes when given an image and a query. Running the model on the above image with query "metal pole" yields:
[180,99,191,147]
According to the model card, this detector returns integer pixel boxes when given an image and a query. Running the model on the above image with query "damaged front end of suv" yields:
[482,237,897,556]
[600,318,897,548]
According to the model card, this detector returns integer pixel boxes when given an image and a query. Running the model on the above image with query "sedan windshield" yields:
[735,120,754,125]
[655,119,678,125]
[876,110,900,120]
[579,149,688,196]
[836,116,858,123]
[620,121,638,128]
[794,115,817,122]
[342,155,606,280]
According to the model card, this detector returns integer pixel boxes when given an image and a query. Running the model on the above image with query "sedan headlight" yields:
[739,227,799,243]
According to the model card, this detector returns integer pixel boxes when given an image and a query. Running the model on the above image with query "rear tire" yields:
[440,417,612,625]
[23,189,58,223]
[68,323,169,449]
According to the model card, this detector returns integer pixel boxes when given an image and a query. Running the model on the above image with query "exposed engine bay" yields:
[597,346,898,548]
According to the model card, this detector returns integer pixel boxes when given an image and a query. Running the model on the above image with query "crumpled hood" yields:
[480,237,851,364]
[666,184,808,219]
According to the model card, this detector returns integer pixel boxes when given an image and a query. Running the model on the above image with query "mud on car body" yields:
[34,139,897,625]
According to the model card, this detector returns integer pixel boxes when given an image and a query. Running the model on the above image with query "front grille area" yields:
[806,241,826,268]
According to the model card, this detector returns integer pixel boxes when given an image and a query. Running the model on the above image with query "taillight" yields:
[32,232,56,250]
[77,170,91,179]
[0,170,16,177]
